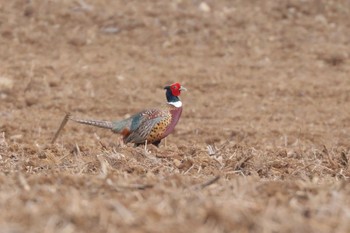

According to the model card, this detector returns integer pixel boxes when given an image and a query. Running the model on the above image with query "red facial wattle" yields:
[170,83,181,96]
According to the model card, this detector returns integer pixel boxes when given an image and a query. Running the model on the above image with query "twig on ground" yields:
[18,173,31,191]
[234,155,253,171]
[117,184,154,190]
[184,164,195,174]
[51,113,70,144]
[109,201,135,224]
[98,140,108,151]
[207,145,216,156]
[74,143,81,156]
[322,145,338,169]
[97,154,109,179]
[290,163,314,175]
[196,175,220,189]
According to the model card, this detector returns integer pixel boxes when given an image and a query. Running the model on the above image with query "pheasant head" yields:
[164,82,187,107]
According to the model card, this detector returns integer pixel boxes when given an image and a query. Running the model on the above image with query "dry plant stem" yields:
[75,143,81,156]
[97,154,109,179]
[340,152,348,167]
[235,155,253,171]
[51,113,71,144]
[196,175,220,189]
[117,184,154,190]
[322,145,338,169]
[98,140,108,150]
[18,173,31,191]
[144,140,148,153]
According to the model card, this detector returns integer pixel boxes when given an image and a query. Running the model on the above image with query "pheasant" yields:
[51,82,186,147]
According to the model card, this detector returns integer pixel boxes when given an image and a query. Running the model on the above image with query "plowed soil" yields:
[1,0,350,232]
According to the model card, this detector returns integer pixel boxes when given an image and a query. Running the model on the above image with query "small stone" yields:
[315,14,327,24]
[24,5,34,17]
[25,96,39,106]
[199,2,211,12]
[173,159,182,167]
[0,93,8,99]
[10,134,23,140]
[68,36,87,46]
[0,76,14,90]
[101,26,120,34]
[117,75,125,81]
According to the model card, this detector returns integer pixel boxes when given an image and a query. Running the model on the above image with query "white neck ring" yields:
[168,101,182,107]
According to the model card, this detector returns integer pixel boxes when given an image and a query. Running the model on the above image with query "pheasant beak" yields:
[179,86,187,91]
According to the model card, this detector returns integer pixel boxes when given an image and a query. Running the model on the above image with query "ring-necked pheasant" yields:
[52,82,186,147]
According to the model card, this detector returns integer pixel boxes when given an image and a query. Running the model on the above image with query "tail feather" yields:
[70,116,114,130]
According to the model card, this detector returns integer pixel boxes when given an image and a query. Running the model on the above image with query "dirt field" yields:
[1,0,350,232]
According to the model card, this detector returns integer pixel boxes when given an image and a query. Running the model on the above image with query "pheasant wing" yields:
[124,109,167,144]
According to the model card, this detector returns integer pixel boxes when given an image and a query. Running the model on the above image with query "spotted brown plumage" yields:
[67,82,186,147]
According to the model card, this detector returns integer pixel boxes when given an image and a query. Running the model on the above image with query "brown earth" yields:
[1,0,350,232]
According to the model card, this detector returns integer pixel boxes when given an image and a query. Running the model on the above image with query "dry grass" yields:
[1,0,350,232]
[1,133,350,232]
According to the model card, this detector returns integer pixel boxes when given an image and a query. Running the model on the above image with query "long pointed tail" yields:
[51,113,115,144]
[70,116,114,130]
